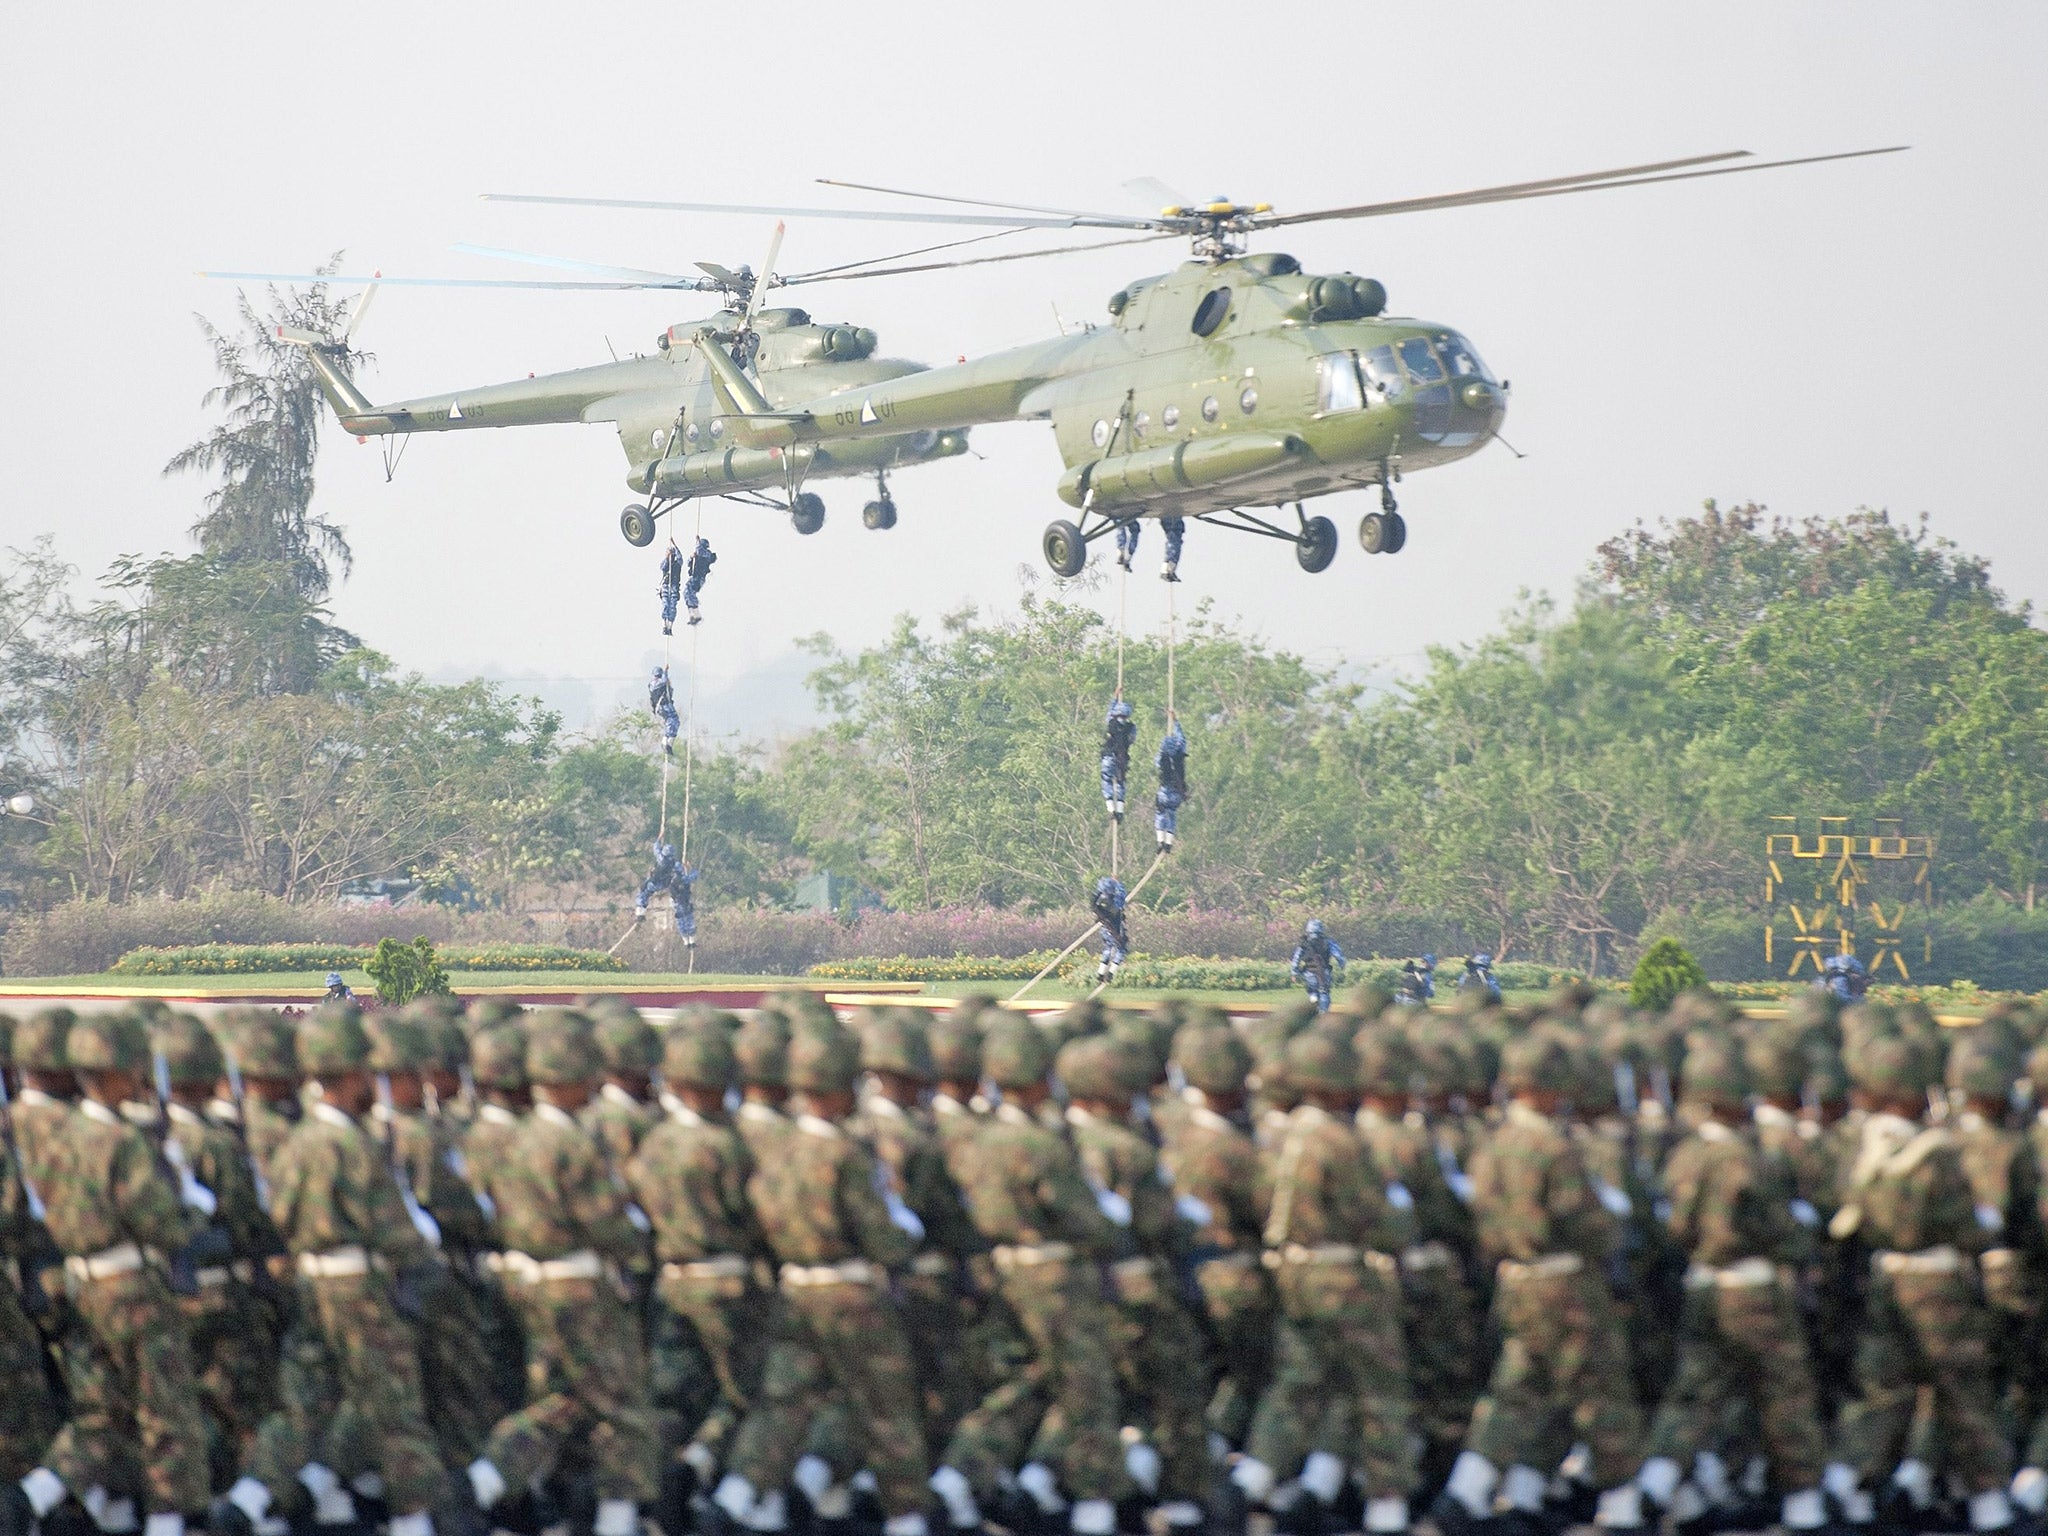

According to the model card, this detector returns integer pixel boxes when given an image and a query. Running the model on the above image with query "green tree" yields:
[1629,937,1707,1011]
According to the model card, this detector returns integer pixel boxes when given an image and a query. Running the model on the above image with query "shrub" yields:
[109,941,625,976]
[363,937,453,1006]
[1630,938,1708,1013]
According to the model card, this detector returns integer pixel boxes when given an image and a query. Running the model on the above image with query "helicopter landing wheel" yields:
[620,504,657,547]
[1359,511,1391,554]
[1380,481,1398,516]
[790,492,826,536]
[1296,514,1338,573]
[862,498,898,531]
[1043,519,1087,579]
[1382,510,1407,553]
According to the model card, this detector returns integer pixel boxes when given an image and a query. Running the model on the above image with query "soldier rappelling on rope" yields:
[1101,699,1136,823]
[1290,918,1345,1013]
[1159,516,1185,583]
[1153,715,1187,855]
[650,666,680,757]
[659,541,685,636]
[682,535,716,627]
[1092,876,1130,986]
[634,839,698,943]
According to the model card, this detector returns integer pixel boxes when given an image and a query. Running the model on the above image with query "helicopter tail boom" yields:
[277,324,387,432]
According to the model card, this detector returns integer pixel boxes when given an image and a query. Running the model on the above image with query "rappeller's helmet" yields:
[1423,953,1437,966]
[1109,700,1134,721]
[325,972,344,989]
[1305,918,1325,939]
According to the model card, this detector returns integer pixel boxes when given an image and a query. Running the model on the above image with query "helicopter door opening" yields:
[1398,336,1452,443]
[1360,346,1405,403]
[1317,352,1365,415]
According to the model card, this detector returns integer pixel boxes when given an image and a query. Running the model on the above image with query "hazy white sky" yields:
[2,2,2042,735]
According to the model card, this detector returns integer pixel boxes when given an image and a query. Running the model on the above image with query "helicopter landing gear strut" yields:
[862,471,898,531]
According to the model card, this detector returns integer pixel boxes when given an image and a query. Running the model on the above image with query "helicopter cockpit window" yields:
[1191,288,1232,337]
[1432,331,1496,383]
[1397,336,1445,385]
[1318,352,1365,414]
[1360,347,1405,400]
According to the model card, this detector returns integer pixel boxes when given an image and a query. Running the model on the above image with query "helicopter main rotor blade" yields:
[451,243,717,288]
[781,225,1053,283]
[816,178,1158,229]
[742,221,786,332]
[1122,176,1192,214]
[785,230,1180,287]
[480,191,1085,230]
[201,269,718,291]
[1256,147,1903,227]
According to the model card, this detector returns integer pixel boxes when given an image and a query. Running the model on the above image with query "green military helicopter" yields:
[209,224,970,540]
[497,146,1903,574]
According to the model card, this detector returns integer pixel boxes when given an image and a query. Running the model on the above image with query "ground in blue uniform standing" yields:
[1290,919,1345,1012]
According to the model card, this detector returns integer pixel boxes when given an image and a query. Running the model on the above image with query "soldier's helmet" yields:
[662,1022,737,1092]
[982,1015,1056,1091]
[325,972,344,989]
[1946,1030,2017,1102]
[365,1014,431,1076]
[1172,1021,1251,1096]
[928,1013,984,1086]
[1095,877,1122,901]
[593,1007,660,1077]
[1283,1029,1357,1096]
[156,1011,225,1087]
[859,1008,935,1085]
[525,1009,599,1087]
[470,1024,529,1091]
[67,1011,151,1075]
[217,1007,297,1079]
[1423,953,1436,966]
[1109,700,1134,721]
[1498,1026,1579,1097]
[1352,1023,1418,1098]
[654,840,676,863]
[1744,1028,1808,1100]
[1471,952,1492,968]
[733,1014,791,1089]
[1850,1031,1934,1100]
[788,1023,861,1095]
[1679,1030,1750,1108]
[15,1007,76,1072]
[1305,918,1325,939]
[299,1003,373,1077]
[1054,1035,1130,1103]
[465,998,522,1037]
[652,666,667,682]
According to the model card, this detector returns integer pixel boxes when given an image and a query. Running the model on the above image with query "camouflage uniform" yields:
[1830,1034,2013,1512]
[727,1024,932,1521]
[0,1014,62,1483]
[625,1022,772,1477]
[1643,1036,1826,1523]
[853,1010,988,1444]
[1456,1030,1643,1520]
[27,1012,210,1517]
[460,1024,530,1413]
[471,1011,661,1510]
[1242,1031,1416,1516]
[265,1005,447,1522]
[583,1006,661,1167]
[946,1017,1125,1511]
[1057,1036,1210,1520]
[366,1014,510,1471]
[156,1014,285,1490]
[1159,1021,1273,1448]
[1353,1028,1481,1459]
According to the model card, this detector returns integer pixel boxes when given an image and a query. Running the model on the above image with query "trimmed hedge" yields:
[110,942,625,976]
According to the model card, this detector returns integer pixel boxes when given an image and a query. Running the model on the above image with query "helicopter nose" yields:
[1459,379,1502,413]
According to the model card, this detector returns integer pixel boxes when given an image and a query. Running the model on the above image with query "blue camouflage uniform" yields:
[1091,876,1130,983]
[1160,516,1185,580]
[1115,520,1141,570]
[1100,701,1136,818]
[649,667,680,754]
[1289,921,1345,1012]
[1457,952,1502,1003]
[1820,951,1867,1002]
[1153,718,1187,851]
[682,537,716,624]
[659,544,684,634]
[635,841,699,939]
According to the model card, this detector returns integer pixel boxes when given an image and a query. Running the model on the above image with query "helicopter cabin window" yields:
[1191,288,1232,337]
[1432,331,1496,383]
[1360,346,1405,400]
[1162,404,1181,429]
[1201,395,1220,423]
[1133,411,1151,438]
[1397,336,1445,385]
[1239,386,1259,415]
[1318,352,1365,414]
[1092,418,1112,448]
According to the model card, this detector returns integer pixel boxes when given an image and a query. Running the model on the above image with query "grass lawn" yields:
[0,970,905,998]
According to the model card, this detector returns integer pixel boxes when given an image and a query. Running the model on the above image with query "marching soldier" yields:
[585,1005,663,1167]
[1237,1029,1417,1536]
[1433,1027,1648,1536]
[0,1014,61,1486]
[465,1009,661,1536]
[4,1011,211,1536]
